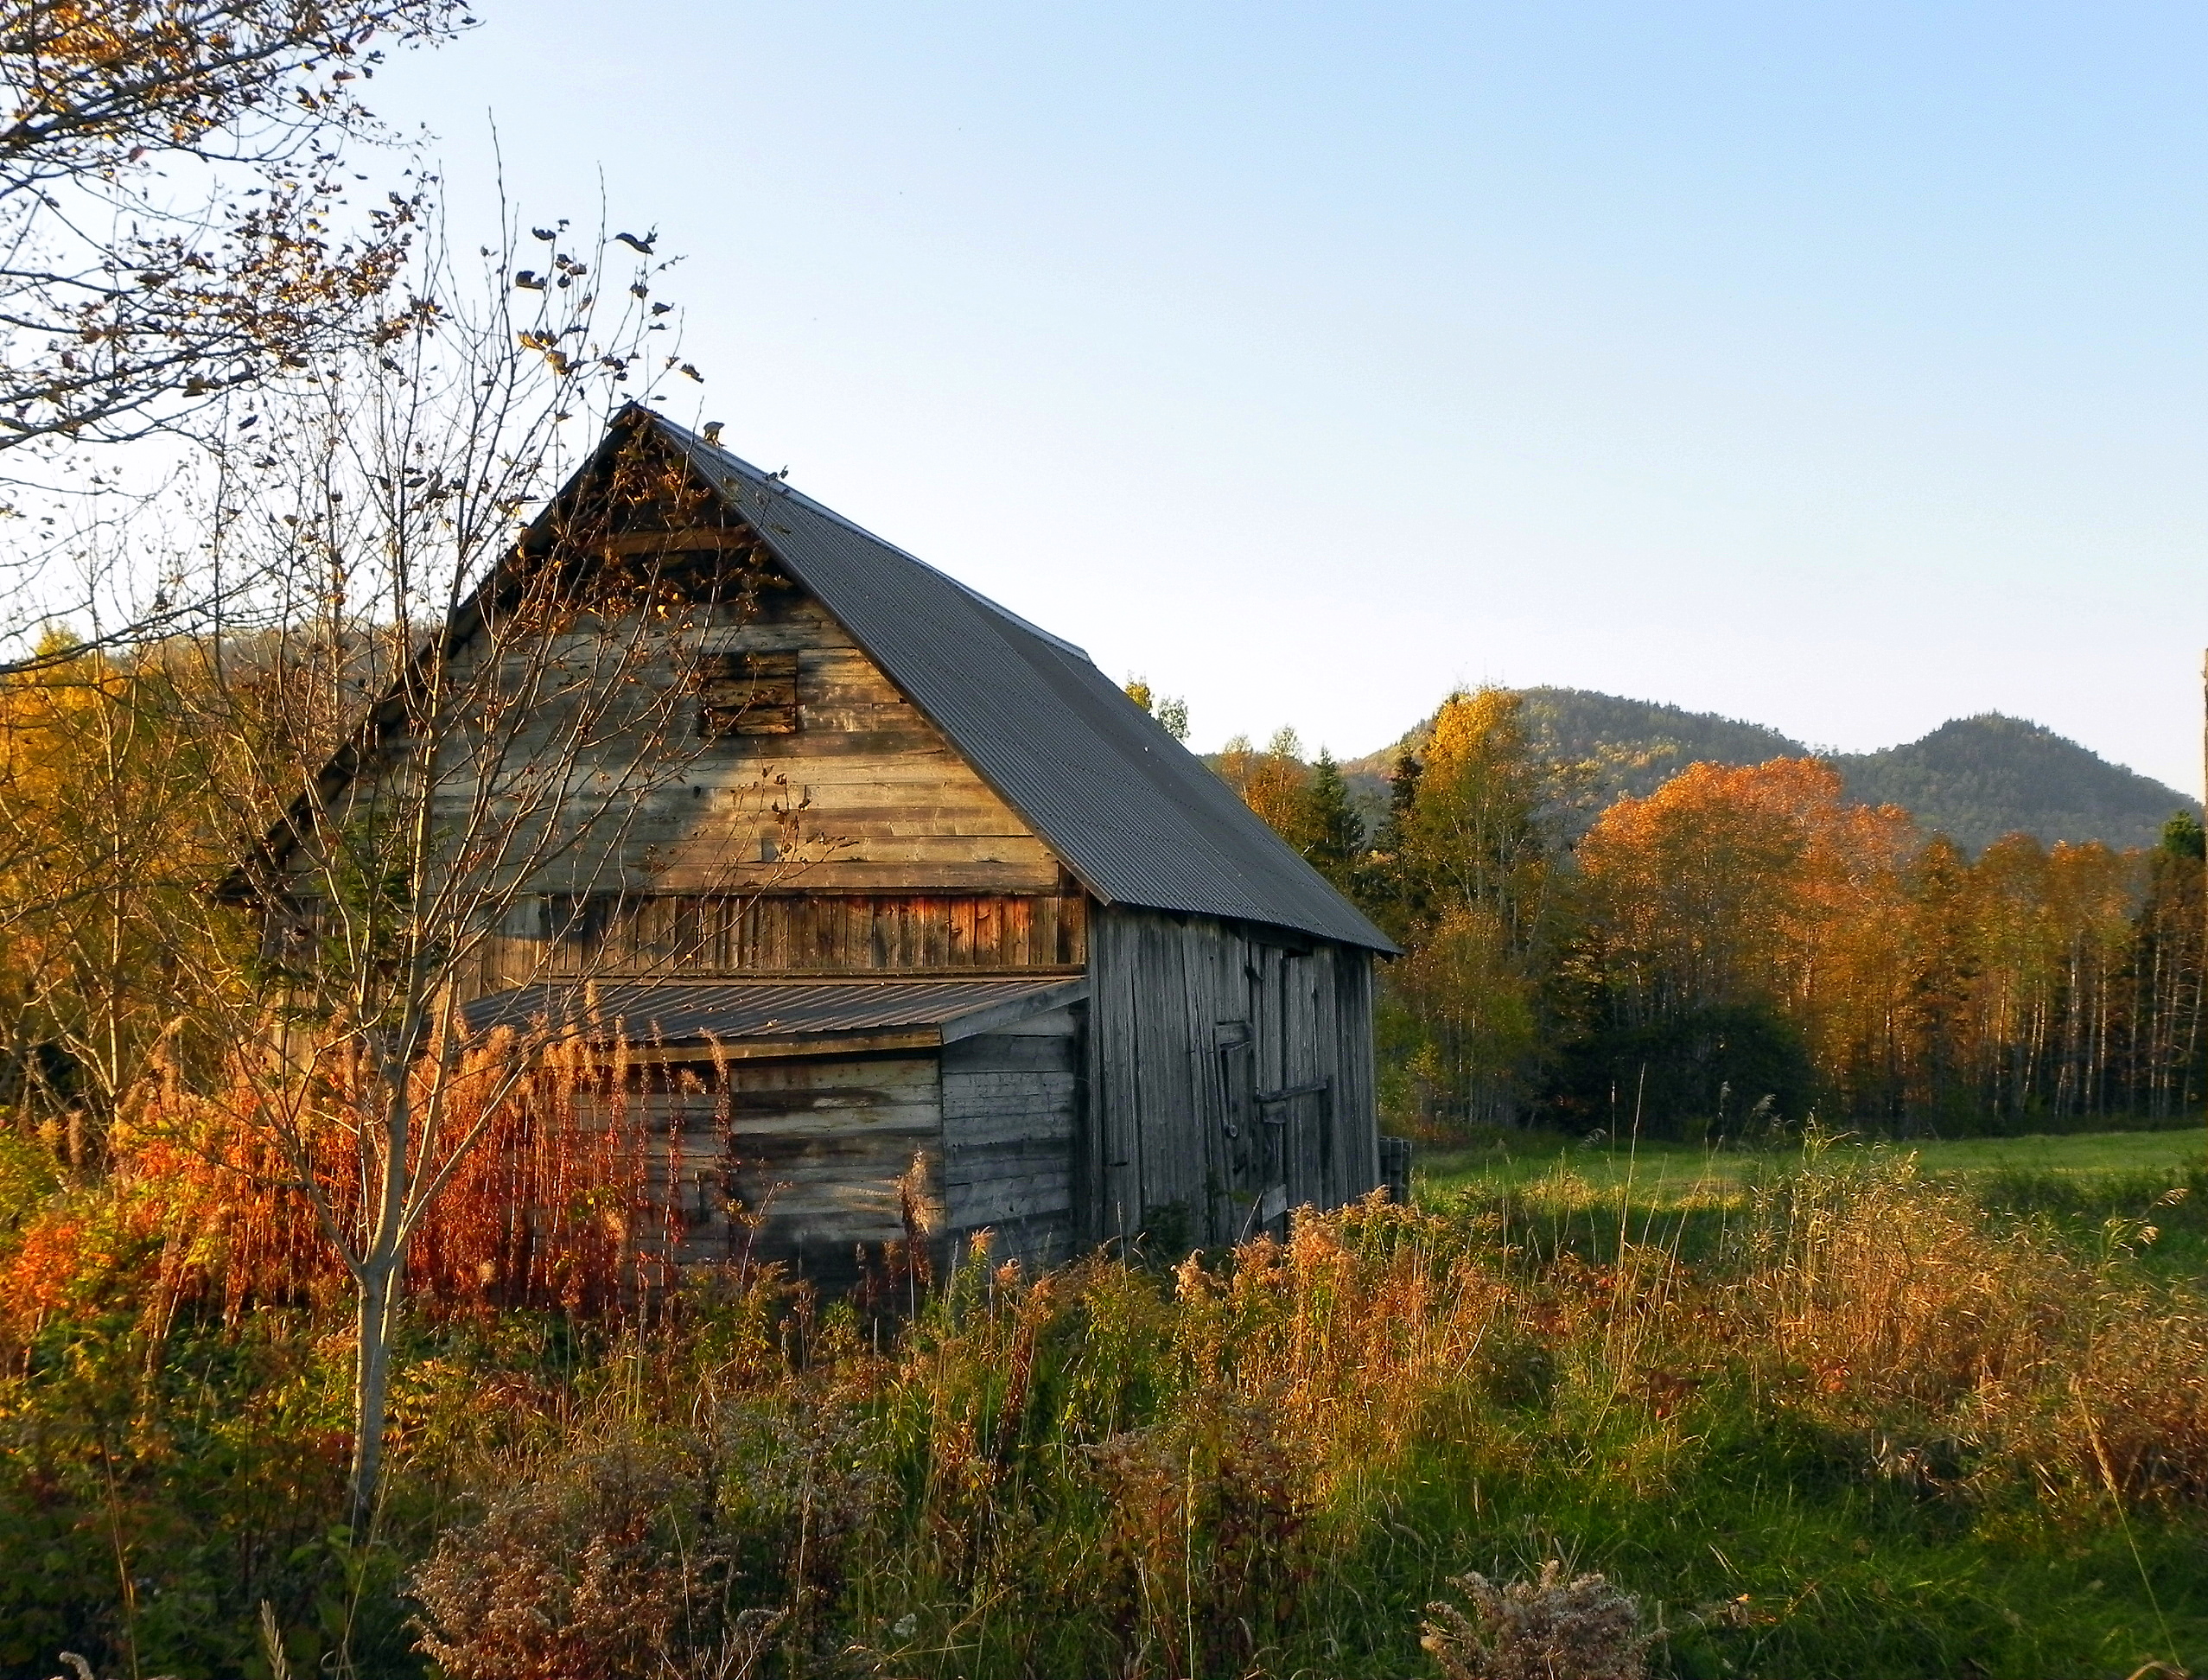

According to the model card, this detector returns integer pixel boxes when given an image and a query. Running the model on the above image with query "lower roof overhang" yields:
[459,974,1089,1063]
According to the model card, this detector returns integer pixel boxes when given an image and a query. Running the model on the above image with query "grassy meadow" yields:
[5,1126,2208,1678]
[1421,1125,2208,1201]
[1420,1125,2208,1282]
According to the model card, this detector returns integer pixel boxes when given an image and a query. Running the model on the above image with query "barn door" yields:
[1200,1021,1266,1243]
[1257,1079,1332,1220]
[1211,1020,1291,1242]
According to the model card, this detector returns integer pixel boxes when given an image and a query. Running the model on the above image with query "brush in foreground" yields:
[1422,1561,1652,1680]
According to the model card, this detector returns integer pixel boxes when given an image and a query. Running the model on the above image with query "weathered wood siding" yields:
[638,1051,944,1288]
[531,889,1084,977]
[1084,907,1378,1246]
[446,581,1078,999]
[532,586,1060,895]
[630,1009,1085,1285]
[941,1006,1083,1270]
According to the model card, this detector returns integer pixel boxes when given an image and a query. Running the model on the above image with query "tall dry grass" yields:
[5,1109,2206,1676]
[1740,1153,2208,1504]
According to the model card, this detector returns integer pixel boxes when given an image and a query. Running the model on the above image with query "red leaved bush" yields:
[0,1031,675,1342]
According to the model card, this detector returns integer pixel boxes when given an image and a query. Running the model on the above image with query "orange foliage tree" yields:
[1571,758,2202,1134]
[1369,690,1563,1133]
[0,1034,675,1346]
[1571,757,1913,1132]
[1215,728,1317,853]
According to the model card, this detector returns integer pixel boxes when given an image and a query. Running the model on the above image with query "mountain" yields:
[1832,714,2197,855]
[1342,689,2198,854]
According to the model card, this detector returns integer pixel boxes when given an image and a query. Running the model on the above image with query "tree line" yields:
[1210,690,2207,1142]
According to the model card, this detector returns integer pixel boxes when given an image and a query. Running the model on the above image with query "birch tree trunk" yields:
[349,1251,404,1536]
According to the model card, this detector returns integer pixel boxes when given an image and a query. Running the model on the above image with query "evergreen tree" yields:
[1302,749,1365,894]
[1359,744,1424,935]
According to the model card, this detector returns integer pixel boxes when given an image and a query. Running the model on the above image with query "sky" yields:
[364,2,2205,787]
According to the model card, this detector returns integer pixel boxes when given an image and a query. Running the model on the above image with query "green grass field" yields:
[1417,1126,2208,1281]
[1419,1125,2206,1202]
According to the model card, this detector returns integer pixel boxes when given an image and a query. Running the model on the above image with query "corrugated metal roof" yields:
[462,976,1085,1045]
[649,414,1397,954]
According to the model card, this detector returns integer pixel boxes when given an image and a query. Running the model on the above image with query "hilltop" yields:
[1340,688,2198,853]
[1834,713,2198,855]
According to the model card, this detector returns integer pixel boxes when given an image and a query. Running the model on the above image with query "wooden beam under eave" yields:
[598,528,764,557]
[616,1027,944,1064]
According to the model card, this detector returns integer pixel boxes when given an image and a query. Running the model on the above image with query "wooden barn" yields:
[251,406,1398,1280]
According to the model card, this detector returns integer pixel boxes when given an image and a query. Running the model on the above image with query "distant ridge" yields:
[1342,688,2198,854]
[1835,714,2198,855]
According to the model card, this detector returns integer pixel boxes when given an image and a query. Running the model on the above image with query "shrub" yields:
[8,1135,2208,1676]
[410,1392,881,1680]
[412,1433,759,1680]
[1421,1561,1652,1680]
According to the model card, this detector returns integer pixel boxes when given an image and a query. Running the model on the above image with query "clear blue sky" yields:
[372,2,2205,789]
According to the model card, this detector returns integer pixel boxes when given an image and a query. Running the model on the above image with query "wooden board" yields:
[633,1051,945,1289]
[511,889,1085,981]
[1084,908,1379,1247]
[939,1008,1082,1271]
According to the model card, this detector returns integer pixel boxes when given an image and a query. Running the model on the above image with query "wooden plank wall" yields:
[512,587,1064,898]
[438,581,1086,1001]
[532,890,1085,977]
[627,1016,1086,1289]
[1084,907,1380,1247]
[634,1052,944,1290]
[940,1007,1082,1272]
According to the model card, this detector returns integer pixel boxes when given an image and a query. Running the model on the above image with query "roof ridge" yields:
[649,412,1092,663]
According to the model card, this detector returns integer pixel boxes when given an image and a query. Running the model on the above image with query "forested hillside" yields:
[1340,688,2195,851]
[1218,689,2207,1142]
[1836,713,2193,853]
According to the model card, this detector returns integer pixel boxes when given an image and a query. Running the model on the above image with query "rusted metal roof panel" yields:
[651,414,1397,955]
[461,975,1086,1046]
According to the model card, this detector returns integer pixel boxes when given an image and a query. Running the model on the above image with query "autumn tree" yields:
[2039,841,2135,1117]
[1211,727,1375,902]
[0,0,469,455]
[1366,690,1565,1132]
[1877,822,2199,1130]
[1960,833,2064,1118]
[1569,757,1912,1136]
[1216,726,1314,851]
[2126,813,2206,1119]
[0,0,476,703]
[132,202,842,1536]
[0,633,237,1153]
[1206,694,1566,1132]
[1122,676,1187,741]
